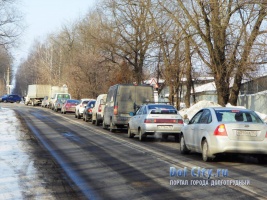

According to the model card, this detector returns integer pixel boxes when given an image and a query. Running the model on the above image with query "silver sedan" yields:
[180,107,267,162]
[128,104,184,141]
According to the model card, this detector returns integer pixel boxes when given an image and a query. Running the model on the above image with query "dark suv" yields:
[0,94,22,103]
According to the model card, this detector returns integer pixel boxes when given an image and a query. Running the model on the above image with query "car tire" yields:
[77,112,81,119]
[127,125,134,138]
[84,114,88,122]
[180,134,189,154]
[138,128,144,141]
[202,139,211,162]
[95,117,100,126]
[102,118,108,129]
[109,124,115,132]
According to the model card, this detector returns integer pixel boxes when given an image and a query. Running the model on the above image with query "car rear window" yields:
[148,105,177,114]
[68,100,79,103]
[150,109,177,114]
[215,110,263,123]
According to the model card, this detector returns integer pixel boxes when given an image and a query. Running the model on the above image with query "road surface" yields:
[1,103,267,200]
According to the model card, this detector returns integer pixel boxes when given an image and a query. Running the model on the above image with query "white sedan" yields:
[128,104,184,141]
[180,107,267,162]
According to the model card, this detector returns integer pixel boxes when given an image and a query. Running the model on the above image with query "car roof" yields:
[208,107,251,111]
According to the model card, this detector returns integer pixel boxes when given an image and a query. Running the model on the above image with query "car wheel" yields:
[127,125,134,138]
[102,118,108,129]
[77,112,81,119]
[84,114,88,122]
[95,117,100,126]
[202,139,211,162]
[180,134,189,154]
[138,128,144,141]
[110,124,114,132]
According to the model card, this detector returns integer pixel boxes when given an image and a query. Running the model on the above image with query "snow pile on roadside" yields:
[179,100,267,122]
[179,100,221,119]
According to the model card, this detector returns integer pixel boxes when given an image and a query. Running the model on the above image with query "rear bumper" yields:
[141,124,183,135]
[209,137,267,155]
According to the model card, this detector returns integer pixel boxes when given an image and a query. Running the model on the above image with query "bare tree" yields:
[99,0,155,84]
[0,0,23,46]
[160,0,267,106]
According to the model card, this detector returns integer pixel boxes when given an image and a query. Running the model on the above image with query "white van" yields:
[91,94,107,126]
[103,84,154,132]
[50,93,71,110]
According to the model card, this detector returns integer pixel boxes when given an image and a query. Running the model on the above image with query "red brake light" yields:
[114,106,118,115]
[144,119,155,123]
[214,124,228,136]
[98,105,102,112]
[265,132,267,138]
[178,119,184,124]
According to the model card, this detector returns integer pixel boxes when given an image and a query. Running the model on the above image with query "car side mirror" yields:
[129,112,135,116]
[184,118,189,124]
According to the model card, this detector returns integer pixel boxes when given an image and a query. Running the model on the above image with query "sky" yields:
[13,0,97,65]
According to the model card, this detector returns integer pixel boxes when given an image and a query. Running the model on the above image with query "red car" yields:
[61,99,80,114]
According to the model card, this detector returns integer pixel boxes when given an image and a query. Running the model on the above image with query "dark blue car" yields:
[0,94,22,103]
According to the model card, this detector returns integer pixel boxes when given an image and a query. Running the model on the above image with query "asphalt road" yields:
[2,103,267,200]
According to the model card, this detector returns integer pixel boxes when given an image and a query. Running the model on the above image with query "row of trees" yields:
[0,0,22,95]
[14,0,267,108]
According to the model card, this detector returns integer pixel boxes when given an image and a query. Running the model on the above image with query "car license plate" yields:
[158,125,173,130]
[236,130,257,137]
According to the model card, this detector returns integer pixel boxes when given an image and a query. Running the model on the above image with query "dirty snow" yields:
[0,107,56,200]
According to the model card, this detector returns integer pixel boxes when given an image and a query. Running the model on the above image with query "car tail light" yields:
[265,132,267,138]
[98,105,102,112]
[114,105,118,115]
[214,124,228,136]
[144,119,183,123]
[88,108,93,112]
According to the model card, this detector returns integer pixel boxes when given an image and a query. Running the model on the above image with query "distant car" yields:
[61,99,80,114]
[83,100,96,122]
[0,94,21,103]
[41,96,49,107]
[128,104,183,141]
[75,98,95,119]
[54,99,67,112]
[180,107,267,162]
[91,94,107,126]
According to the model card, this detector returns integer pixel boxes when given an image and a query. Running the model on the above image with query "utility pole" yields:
[6,66,10,94]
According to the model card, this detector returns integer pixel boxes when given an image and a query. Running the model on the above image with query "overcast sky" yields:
[14,0,97,65]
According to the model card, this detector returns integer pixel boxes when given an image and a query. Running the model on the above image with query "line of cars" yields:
[39,83,267,163]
